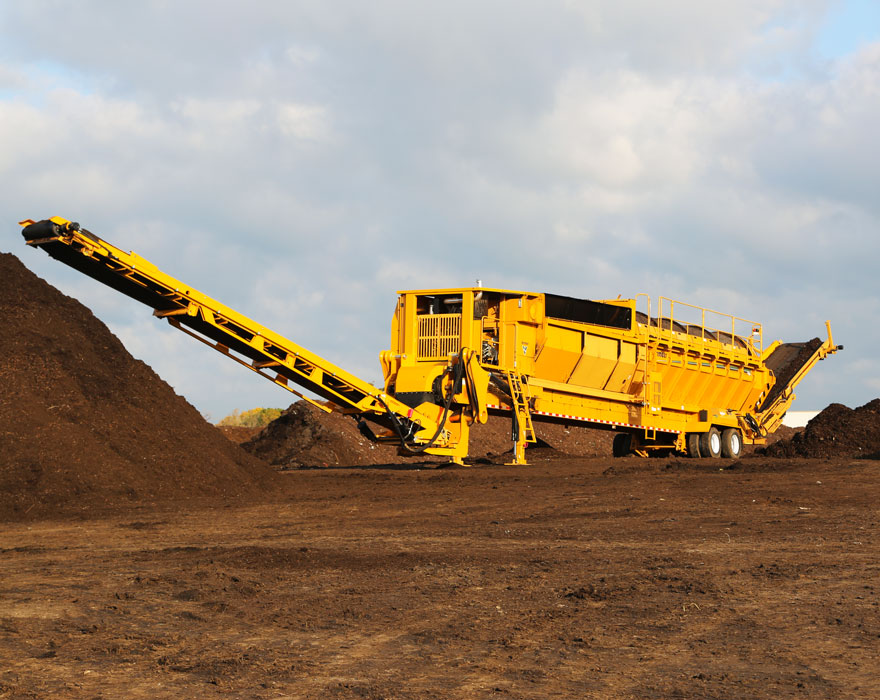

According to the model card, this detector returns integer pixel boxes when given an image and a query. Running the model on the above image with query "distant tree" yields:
[217,407,282,427]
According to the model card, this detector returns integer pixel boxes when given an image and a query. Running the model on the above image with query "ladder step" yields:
[506,371,536,442]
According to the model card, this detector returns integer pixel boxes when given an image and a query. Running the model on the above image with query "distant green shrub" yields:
[217,407,283,428]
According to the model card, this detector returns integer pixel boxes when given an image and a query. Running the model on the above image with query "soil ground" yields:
[2,455,878,699]
[4,251,878,698]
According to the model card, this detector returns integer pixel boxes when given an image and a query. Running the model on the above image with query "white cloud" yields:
[1,0,874,418]
[277,103,331,141]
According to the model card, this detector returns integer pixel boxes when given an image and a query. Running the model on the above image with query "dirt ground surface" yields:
[4,251,878,698]
[2,455,878,700]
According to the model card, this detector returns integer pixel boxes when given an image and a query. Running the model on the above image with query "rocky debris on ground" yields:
[0,252,280,521]
[241,400,615,468]
[759,399,880,459]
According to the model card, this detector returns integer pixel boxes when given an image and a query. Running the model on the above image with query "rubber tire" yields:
[721,428,743,458]
[699,427,722,458]
[686,433,702,458]
[612,433,633,458]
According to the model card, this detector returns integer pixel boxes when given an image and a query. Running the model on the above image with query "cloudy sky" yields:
[1,1,878,420]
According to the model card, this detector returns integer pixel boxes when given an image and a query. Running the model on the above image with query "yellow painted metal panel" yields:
[534,324,582,382]
[569,333,619,388]
[603,340,637,393]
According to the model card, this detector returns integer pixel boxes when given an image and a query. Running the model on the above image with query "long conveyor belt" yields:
[756,331,841,433]
[19,216,438,439]
[759,338,823,413]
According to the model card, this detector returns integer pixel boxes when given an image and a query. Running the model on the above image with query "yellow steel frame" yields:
[387,287,837,455]
[20,216,477,463]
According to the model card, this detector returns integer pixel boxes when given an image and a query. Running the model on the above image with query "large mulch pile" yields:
[217,425,263,444]
[0,252,280,520]
[760,399,880,459]
[242,400,615,468]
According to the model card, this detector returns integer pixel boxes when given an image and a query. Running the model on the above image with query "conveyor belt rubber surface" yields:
[759,337,823,412]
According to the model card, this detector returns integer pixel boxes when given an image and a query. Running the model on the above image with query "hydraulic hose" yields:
[462,348,481,421]
[381,358,464,454]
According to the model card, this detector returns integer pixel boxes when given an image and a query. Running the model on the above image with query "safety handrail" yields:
[635,294,761,353]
